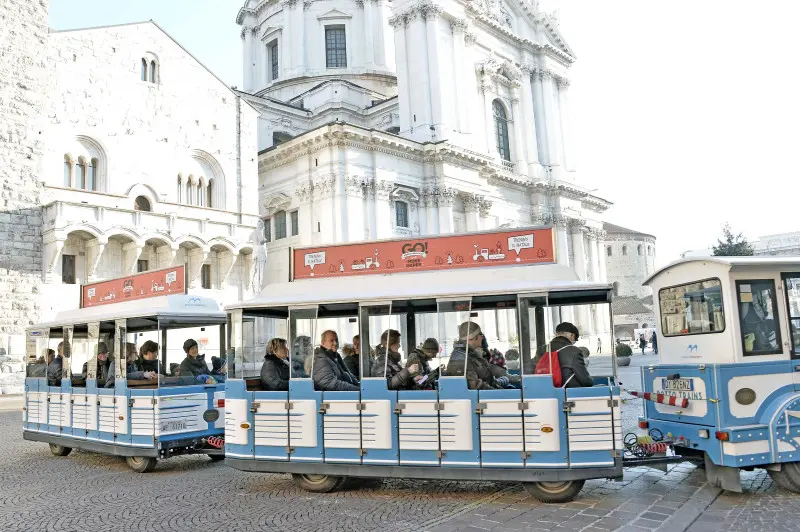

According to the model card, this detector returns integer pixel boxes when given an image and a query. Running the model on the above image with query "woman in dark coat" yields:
[261,338,290,391]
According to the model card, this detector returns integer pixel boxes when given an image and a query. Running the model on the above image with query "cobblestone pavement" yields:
[2,361,797,532]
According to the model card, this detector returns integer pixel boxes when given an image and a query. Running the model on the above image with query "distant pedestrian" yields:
[651,333,658,355]
[639,334,646,355]
[596,338,602,355]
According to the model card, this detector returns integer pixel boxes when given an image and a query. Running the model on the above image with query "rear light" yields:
[216,399,225,408]
[698,429,709,439]
[638,419,649,429]
[715,431,729,441]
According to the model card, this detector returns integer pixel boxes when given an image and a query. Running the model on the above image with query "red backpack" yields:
[535,346,568,387]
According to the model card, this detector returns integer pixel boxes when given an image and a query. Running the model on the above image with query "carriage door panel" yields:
[287,307,324,463]
[478,390,525,467]
[397,391,441,466]
[252,391,289,461]
[58,326,73,435]
[565,387,616,467]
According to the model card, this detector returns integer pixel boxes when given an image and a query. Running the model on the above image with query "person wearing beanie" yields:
[371,329,419,390]
[179,338,214,384]
[405,337,441,390]
[445,322,509,390]
[81,341,115,388]
[528,322,593,388]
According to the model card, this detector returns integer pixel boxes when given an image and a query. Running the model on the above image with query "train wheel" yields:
[292,473,345,493]
[523,480,585,503]
[48,443,72,457]
[126,456,158,473]
[769,463,800,493]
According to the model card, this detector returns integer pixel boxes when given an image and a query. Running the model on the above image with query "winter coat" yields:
[371,346,416,390]
[260,353,290,391]
[127,358,164,380]
[405,349,437,389]
[445,342,503,390]
[312,348,359,391]
[180,356,209,377]
[47,357,63,387]
[82,356,115,388]
[528,336,593,388]
[343,354,361,379]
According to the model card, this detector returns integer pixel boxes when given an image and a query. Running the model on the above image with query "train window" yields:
[518,296,550,375]
[736,280,782,356]
[289,308,317,379]
[658,279,725,337]
[437,299,473,377]
[784,275,800,358]
[241,314,288,379]
[25,329,50,378]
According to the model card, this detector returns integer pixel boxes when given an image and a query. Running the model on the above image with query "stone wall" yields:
[0,0,49,358]
[604,236,656,300]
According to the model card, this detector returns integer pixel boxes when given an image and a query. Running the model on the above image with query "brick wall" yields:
[0,0,49,357]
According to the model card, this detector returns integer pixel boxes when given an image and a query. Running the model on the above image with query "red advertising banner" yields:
[81,266,186,308]
[292,227,555,281]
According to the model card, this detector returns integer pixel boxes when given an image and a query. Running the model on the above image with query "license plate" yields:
[661,378,694,392]
[160,420,187,432]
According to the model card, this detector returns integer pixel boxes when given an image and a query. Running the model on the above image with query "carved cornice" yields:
[355,0,364,8]
[420,1,443,19]
[375,180,394,201]
[280,0,297,8]
[451,17,469,33]
[344,176,364,197]
[422,186,458,207]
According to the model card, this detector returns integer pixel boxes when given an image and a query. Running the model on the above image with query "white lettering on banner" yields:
[508,234,535,260]
[304,251,326,271]
[166,270,177,284]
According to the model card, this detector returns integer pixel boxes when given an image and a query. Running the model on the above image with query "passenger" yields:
[211,356,227,379]
[292,335,312,378]
[179,339,215,384]
[530,322,593,388]
[82,342,114,388]
[406,338,440,389]
[342,341,358,377]
[47,343,63,386]
[124,342,138,370]
[505,349,520,372]
[371,329,419,390]
[169,363,181,377]
[128,340,161,381]
[260,338,290,391]
[446,322,510,390]
[312,330,359,391]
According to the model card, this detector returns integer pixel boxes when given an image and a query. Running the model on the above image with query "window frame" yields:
[137,259,149,273]
[269,40,279,81]
[264,217,272,243]
[275,210,287,240]
[658,277,725,338]
[606,246,612,257]
[62,254,76,285]
[492,99,511,162]
[782,272,800,360]
[325,26,347,69]
[200,263,212,290]
[736,279,783,357]
[141,58,148,81]
[290,210,299,237]
[395,201,409,228]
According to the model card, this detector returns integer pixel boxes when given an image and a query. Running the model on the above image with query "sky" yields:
[49,0,800,266]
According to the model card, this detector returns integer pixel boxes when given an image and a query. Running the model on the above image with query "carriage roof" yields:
[644,257,800,287]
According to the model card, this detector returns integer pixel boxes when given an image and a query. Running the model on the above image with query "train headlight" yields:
[698,429,709,439]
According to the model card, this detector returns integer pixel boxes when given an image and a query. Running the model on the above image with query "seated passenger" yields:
[342,335,362,378]
[211,356,227,379]
[47,343,63,386]
[260,338,290,391]
[312,330,358,391]
[371,329,419,390]
[179,339,214,384]
[406,338,440,389]
[446,323,510,390]
[529,322,593,388]
[169,363,181,377]
[504,349,521,371]
[292,335,312,378]
[82,342,114,388]
[128,340,162,381]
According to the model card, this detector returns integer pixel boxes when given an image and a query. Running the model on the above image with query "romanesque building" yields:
[236,0,614,347]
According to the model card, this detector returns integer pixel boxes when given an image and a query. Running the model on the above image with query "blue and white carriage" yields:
[23,294,227,472]
[641,257,800,492]
[224,262,623,503]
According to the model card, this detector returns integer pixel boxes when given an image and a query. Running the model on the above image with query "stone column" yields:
[464,194,480,232]
[293,0,305,75]
[597,231,610,333]
[43,239,65,284]
[363,0,375,69]
[587,230,604,336]
[365,181,377,240]
[531,69,550,168]
[345,177,366,242]
[569,221,591,334]
[436,187,456,234]
[281,0,293,76]
[450,19,469,135]
[423,187,439,235]
[406,8,431,133]
[241,26,253,91]
[375,181,394,238]
[554,217,570,267]
[219,251,240,289]
[557,78,574,173]
[390,14,411,135]
[86,237,107,283]
[510,86,528,176]
[520,64,540,176]
[541,72,563,178]
[253,27,265,89]
[481,73,497,157]
[372,0,388,68]
[122,241,145,276]
[424,4,446,139]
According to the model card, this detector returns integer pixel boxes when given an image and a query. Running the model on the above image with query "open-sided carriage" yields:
[23,266,228,472]
[639,257,800,492]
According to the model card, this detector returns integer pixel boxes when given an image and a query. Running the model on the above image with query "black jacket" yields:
[529,336,593,388]
[180,356,209,378]
[445,342,503,390]
[312,348,359,391]
[371,347,416,390]
[82,356,114,388]
[343,354,360,379]
[47,357,63,387]
[260,353,290,391]
[406,349,437,389]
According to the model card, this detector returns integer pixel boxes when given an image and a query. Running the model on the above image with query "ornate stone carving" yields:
[557,77,571,89]
[240,27,249,39]
[313,176,336,199]
[280,0,297,8]
[451,17,469,33]
[295,182,313,202]
[420,1,443,19]
[375,180,394,201]
[355,0,364,8]
[303,0,313,9]
[567,217,586,234]
[388,14,405,28]
[344,176,364,197]
[430,186,457,207]
[464,30,478,45]
[263,192,292,216]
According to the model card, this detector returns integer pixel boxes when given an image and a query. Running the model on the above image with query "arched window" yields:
[88,158,97,191]
[606,246,612,257]
[149,60,157,83]
[141,58,147,81]
[622,245,628,256]
[134,196,151,212]
[63,155,72,187]
[492,99,511,162]
[198,179,205,207]
[207,180,213,208]
[186,177,194,204]
[637,244,642,255]
[76,159,87,189]
[177,176,182,203]
[396,201,409,228]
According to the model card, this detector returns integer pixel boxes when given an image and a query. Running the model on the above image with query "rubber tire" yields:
[523,480,585,504]
[48,443,72,457]
[292,473,345,493]
[207,454,225,462]
[126,456,158,473]
[769,463,800,493]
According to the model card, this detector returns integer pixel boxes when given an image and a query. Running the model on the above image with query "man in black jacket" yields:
[179,339,214,384]
[312,331,359,391]
[530,322,594,388]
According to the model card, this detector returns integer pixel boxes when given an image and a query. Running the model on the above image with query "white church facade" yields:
[237,0,614,346]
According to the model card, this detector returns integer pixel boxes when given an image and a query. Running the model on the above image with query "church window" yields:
[201,264,212,290]
[637,244,642,255]
[325,26,347,68]
[492,100,511,162]
[291,210,299,236]
[207,180,213,208]
[140,55,159,83]
[63,156,72,187]
[198,179,205,207]
[269,41,279,81]
[62,255,76,285]
[76,159,87,189]
[395,201,409,228]
[137,259,149,273]
[186,178,194,204]
[177,176,182,203]
[264,218,272,242]
[606,246,612,257]
[134,196,151,212]
[622,245,628,256]
[149,60,157,83]
[141,59,148,81]
[275,210,287,239]
[87,158,97,191]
